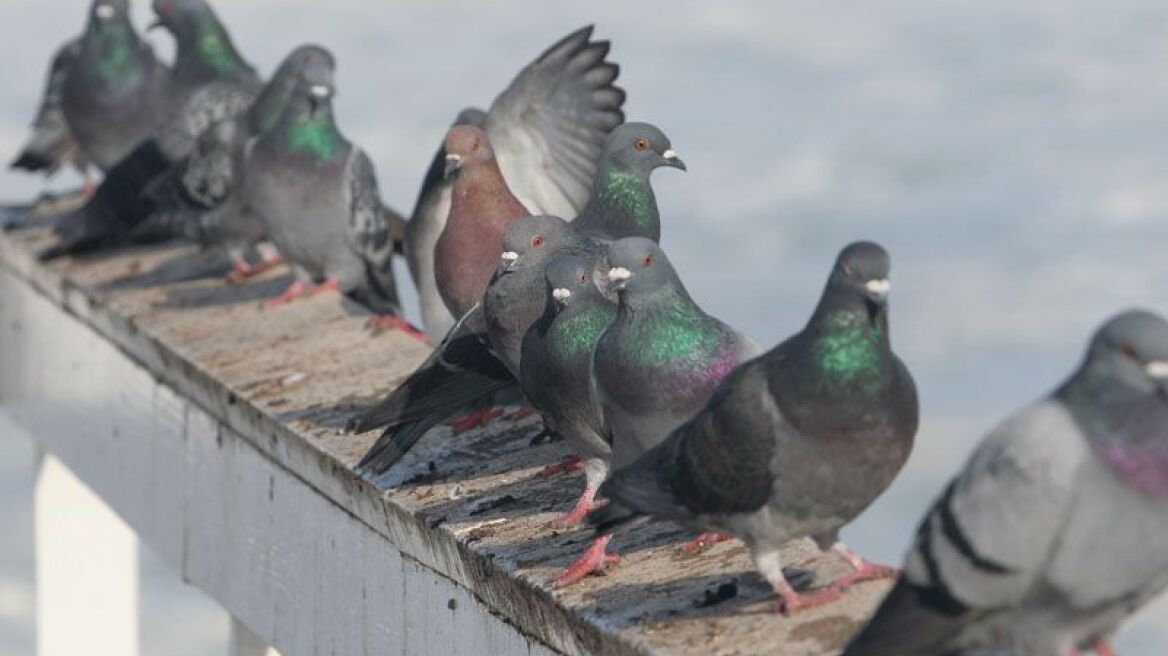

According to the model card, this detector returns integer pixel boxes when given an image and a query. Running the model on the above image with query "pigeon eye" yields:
[843,264,854,276]
[531,235,544,248]
[643,253,655,267]
[578,273,588,285]
[1119,343,1138,360]
[634,139,649,151]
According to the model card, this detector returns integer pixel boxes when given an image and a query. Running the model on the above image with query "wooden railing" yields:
[0,224,889,656]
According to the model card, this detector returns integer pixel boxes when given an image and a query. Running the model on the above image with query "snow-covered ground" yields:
[2,0,1167,652]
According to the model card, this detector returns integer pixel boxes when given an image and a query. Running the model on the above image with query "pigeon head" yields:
[1082,310,1168,397]
[605,237,678,297]
[443,125,494,178]
[297,56,337,107]
[499,215,575,275]
[545,255,597,308]
[150,0,212,34]
[251,45,335,131]
[828,241,891,315]
[603,122,686,175]
[90,0,130,24]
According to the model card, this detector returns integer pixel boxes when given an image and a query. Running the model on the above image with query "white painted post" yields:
[34,451,139,656]
[229,619,281,656]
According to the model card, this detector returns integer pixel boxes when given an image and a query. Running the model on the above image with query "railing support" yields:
[35,451,139,656]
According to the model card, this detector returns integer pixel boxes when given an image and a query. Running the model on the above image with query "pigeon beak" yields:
[607,266,633,291]
[444,154,462,179]
[500,251,519,272]
[310,85,332,99]
[551,288,572,304]
[1145,361,1168,380]
[661,149,687,171]
[864,278,890,302]
[95,4,116,20]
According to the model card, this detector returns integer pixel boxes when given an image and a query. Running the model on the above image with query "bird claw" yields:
[553,536,619,587]
[446,407,504,433]
[541,455,585,479]
[775,585,845,616]
[680,532,732,555]
[226,254,283,285]
[366,314,427,341]
[262,279,339,309]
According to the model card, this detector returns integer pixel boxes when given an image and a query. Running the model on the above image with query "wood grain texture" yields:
[0,226,890,656]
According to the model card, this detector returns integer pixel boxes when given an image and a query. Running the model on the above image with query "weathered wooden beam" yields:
[0,226,888,656]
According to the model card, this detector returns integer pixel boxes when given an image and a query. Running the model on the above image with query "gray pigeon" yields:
[844,309,1168,656]
[354,216,596,476]
[241,59,411,328]
[136,45,336,279]
[555,236,762,587]
[61,0,170,172]
[589,241,919,613]
[406,25,626,344]
[11,39,92,188]
[44,0,260,259]
[519,254,617,527]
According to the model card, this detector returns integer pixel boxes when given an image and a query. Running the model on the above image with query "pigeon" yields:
[136,44,336,279]
[240,58,411,330]
[60,0,170,172]
[10,39,92,190]
[844,309,1168,656]
[353,123,684,476]
[519,254,617,527]
[552,237,762,586]
[434,124,530,319]
[589,241,919,612]
[354,216,596,476]
[406,25,625,344]
[44,0,260,259]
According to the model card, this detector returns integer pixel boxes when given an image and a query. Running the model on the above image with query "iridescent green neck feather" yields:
[626,292,721,365]
[810,310,887,393]
[94,24,143,85]
[552,305,615,357]
[581,164,660,239]
[197,20,245,76]
[286,113,346,161]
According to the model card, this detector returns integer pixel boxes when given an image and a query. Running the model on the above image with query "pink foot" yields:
[446,407,504,433]
[1094,640,1119,656]
[680,532,732,554]
[366,314,427,342]
[553,484,602,529]
[554,535,620,587]
[774,578,844,616]
[542,455,585,479]
[262,280,309,309]
[226,253,284,285]
[834,544,900,588]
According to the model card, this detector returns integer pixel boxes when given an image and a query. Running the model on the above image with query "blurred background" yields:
[3,0,1168,653]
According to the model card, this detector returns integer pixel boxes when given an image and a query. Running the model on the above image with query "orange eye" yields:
[643,253,655,267]
[531,235,545,248]
[634,139,649,151]
[1120,343,1138,359]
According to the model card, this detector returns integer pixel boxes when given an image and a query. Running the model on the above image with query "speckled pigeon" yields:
[136,45,336,279]
[10,40,91,189]
[60,0,170,172]
[44,0,260,259]
[519,254,617,527]
[240,59,411,332]
[589,241,919,611]
[844,309,1168,656]
[552,237,761,586]
[406,25,625,344]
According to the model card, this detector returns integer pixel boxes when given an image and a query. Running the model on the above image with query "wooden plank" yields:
[35,452,139,656]
[0,226,886,656]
